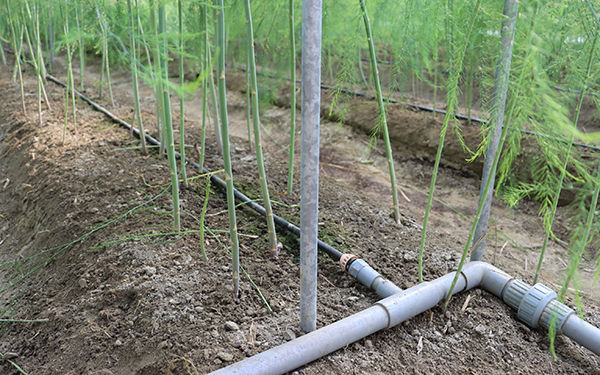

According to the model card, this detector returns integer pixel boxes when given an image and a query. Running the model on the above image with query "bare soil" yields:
[0,55,599,375]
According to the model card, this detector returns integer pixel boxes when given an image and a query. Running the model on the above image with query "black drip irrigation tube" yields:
[44,72,402,299]
[45,72,404,299]
[356,55,600,99]
[5,47,398,295]
[44,74,343,262]
[242,67,600,152]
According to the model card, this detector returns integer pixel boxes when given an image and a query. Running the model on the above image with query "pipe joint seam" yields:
[375,299,393,330]
[376,282,432,329]
[473,263,513,298]
[346,259,402,298]
[459,270,469,293]
[495,275,515,299]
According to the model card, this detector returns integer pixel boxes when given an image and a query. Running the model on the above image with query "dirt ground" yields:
[0,54,599,375]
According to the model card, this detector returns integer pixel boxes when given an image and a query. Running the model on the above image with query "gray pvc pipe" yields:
[210,262,599,374]
[212,306,389,375]
[210,262,503,375]
[299,0,323,333]
[563,315,600,355]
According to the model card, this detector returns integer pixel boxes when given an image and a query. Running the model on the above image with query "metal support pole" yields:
[471,0,518,261]
[299,0,322,333]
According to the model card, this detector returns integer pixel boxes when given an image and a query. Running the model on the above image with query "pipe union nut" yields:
[502,279,530,310]
[539,299,574,332]
[517,283,557,329]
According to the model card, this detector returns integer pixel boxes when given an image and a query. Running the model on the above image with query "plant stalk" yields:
[178,0,188,186]
[216,0,241,297]
[359,0,400,224]
[243,0,279,255]
[286,0,297,195]
[158,2,181,231]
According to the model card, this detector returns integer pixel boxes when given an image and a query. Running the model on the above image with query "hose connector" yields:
[344,257,402,298]
[339,253,358,272]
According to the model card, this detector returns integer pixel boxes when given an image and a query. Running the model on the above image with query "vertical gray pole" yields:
[471,0,519,261]
[300,0,322,333]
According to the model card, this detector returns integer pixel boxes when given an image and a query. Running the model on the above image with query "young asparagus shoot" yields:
[200,175,211,262]
[359,0,400,225]
[216,0,241,297]
[158,2,181,231]
[243,0,279,256]
[178,0,188,187]
[286,0,297,195]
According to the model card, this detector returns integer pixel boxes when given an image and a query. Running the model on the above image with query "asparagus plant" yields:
[149,0,165,156]
[5,2,26,115]
[0,38,6,65]
[216,0,241,297]
[75,3,85,90]
[178,0,188,187]
[198,4,209,170]
[207,42,222,154]
[62,5,77,141]
[286,0,297,195]
[559,160,600,301]
[445,0,516,307]
[245,54,253,151]
[417,0,481,282]
[95,6,115,107]
[533,32,599,284]
[158,1,181,231]
[359,0,401,224]
[243,0,279,256]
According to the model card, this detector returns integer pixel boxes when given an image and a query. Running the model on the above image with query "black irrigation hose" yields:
[355,56,600,98]
[44,74,344,261]
[244,68,600,152]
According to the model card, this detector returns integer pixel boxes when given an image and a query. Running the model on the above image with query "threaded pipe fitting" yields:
[517,283,557,328]
[540,299,574,332]
[502,279,530,310]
